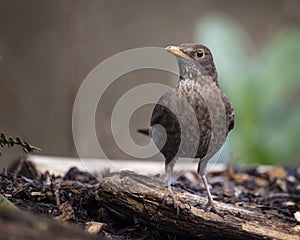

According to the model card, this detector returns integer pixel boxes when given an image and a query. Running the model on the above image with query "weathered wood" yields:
[96,171,300,240]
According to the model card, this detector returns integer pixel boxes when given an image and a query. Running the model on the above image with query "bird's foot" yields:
[162,187,180,216]
[204,201,224,219]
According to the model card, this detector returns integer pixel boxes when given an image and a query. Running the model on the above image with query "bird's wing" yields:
[150,88,178,127]
[221,93,235,133]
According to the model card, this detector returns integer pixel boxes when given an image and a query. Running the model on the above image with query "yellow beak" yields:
[165,46,189,59]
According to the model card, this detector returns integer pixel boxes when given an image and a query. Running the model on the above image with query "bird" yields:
[138,43,234,215]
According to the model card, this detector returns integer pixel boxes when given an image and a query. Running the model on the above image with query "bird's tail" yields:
[137,128,150,136]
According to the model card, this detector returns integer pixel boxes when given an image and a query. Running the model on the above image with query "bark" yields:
[96,170,300,240]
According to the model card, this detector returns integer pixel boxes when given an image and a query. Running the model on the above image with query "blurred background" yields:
[1,0,300,169]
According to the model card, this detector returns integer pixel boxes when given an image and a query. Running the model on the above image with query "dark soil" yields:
[0,159,299,239]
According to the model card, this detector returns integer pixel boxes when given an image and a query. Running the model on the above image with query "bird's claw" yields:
[162,188,180,216]
[204,201,224,219]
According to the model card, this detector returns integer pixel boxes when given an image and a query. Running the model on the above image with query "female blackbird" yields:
[140,43,234,214]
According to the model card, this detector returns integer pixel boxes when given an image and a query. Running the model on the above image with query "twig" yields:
[0,133,41,156]
[53,180,62,207]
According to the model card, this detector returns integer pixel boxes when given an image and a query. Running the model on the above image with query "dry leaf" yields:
[226,160,250,183]
[294,211,300,222]
[223,179,235,197]
[275,179,288,192]
[267,167,287,181]
[84,221,105,235]
[54,202,75,221]
[255,177,269,187]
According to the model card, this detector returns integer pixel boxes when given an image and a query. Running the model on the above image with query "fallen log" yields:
[96,170,300,240]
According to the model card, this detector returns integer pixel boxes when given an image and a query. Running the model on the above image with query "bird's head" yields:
[166,43,217,82]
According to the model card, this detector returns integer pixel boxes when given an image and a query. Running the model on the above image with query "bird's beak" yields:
[165,46,189,59]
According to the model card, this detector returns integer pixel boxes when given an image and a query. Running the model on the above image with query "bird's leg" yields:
[201,174,221,216]
[162,161,179,215]
[201,175,215,210]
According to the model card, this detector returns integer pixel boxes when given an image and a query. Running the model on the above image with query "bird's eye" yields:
[195,49,205,58]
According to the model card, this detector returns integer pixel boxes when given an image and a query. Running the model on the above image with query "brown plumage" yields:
[141,43,234,215]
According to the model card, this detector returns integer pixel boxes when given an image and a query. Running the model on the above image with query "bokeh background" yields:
[1,0,300,168]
